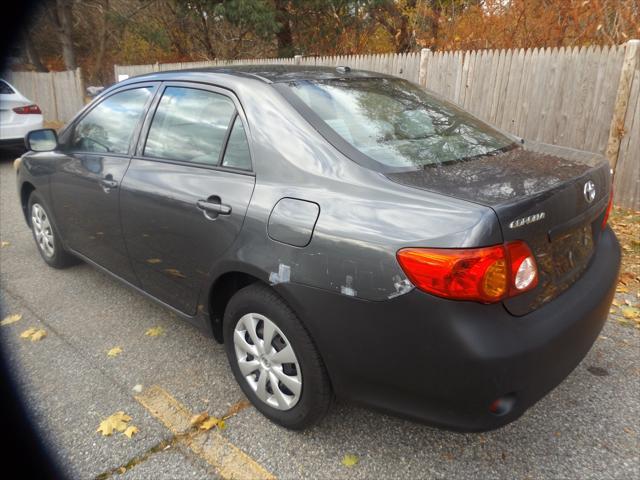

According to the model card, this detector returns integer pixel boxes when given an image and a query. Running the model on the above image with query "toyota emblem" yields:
[583,181,596,203]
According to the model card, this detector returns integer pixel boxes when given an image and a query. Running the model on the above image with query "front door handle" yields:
[99,177,118,192]
[197,198,232,219]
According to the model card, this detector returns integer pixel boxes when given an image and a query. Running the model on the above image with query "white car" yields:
[0,78,43,148]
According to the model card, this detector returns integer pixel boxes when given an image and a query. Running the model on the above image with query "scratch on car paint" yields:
[340,275,357,296]
[269,263,291,284]
[388,275,414,299]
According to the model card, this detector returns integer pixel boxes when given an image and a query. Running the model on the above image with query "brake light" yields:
[396,241,538,303]
[13,104,41,114]
[602,185,614,230]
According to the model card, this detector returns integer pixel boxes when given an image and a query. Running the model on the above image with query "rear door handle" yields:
[197,198,232,219]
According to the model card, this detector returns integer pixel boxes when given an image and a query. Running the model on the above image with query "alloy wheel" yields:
[233,313,302,410]
[31,203,55,258]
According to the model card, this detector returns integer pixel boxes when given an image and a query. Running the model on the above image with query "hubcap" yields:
[31,203,55,258]
[233,313,302,411]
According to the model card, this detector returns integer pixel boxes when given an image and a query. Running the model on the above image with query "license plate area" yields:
[551,223,594,282]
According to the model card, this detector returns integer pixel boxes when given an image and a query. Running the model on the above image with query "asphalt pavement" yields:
[0,148,638,480]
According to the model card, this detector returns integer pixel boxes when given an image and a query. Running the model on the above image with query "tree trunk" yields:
[275,0,294,57]
[95,0,110,84]
[195,5,216,59]
[429,1,442,51]
[395,0,416,53]
[55,0,76,70]
[22,33,48,72]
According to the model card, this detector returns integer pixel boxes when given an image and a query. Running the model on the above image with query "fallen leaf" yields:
[163,268,186,279]
[132,384,143,393]
[224,399,251,419]
[107,346,123,357]
[146,258,162,264]
[617,286,629,293]
[97,411,132,436]
[612,299,621,307]
[30,329,47,342]
[145,326,164,337]
[619,271,636,285]
[20,327,37,338]
[123,426,139,438]
[199,417,220,431]
[621,307,640,319]
[0,241,10,248]
[341,454,359,467]
[1,314,22,326]
[190,412,209,427]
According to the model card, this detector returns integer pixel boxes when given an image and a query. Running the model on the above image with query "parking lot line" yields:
[136,385,275,480]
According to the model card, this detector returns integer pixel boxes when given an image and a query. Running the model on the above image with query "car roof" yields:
[126,65,392,84]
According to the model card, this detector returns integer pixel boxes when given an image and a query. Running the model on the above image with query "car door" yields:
[119,83,256,314]
[50,84,158,285]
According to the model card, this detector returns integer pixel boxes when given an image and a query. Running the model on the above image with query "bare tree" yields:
[51,0,76,70]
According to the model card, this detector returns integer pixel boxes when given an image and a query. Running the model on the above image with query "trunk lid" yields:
[386,141,611,315]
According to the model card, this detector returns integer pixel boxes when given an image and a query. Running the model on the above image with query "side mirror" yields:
[25,129,59,152]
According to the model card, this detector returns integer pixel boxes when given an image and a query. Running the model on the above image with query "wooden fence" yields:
[114,42,639,209]
[3,68,84,123]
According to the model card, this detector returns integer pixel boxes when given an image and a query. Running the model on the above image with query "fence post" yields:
[294,55,302,65]
[75,67,84,105]
[418,48,430,86]
[606,39,640,171]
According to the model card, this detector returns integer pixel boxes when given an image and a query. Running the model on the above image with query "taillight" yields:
[397,241,538,303]
[602,184,614,230]
[13,104,42,114]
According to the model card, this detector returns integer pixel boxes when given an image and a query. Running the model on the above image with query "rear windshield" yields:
[282,77,515,171]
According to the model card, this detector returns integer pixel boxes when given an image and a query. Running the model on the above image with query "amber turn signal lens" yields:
[481,258,508,300]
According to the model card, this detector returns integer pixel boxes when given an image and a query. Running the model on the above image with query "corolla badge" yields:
[509,212,546,229]
[583,180,596,203]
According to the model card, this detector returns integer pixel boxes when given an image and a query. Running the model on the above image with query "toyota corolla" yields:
[15,66,620,431]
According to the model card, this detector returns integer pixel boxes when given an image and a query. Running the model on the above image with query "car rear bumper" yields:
[276,227,621,431]
[0,115,43,142]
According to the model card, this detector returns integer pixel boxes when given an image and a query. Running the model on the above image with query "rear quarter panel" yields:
[202,79,503,302]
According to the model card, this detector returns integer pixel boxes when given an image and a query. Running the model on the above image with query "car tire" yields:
[28,192,79,269]
[223,283,332,430]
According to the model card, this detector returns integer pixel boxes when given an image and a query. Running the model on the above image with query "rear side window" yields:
[144,87,236,165]
[0,80,14,94]
[69,87,152,154]
[221,116,251,170]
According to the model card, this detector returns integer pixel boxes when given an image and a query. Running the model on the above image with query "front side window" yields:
[283,78,515,171]
[144,87,236,165]
[69,87,152,154]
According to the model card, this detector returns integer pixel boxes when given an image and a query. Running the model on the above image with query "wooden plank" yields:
[613,50,640,209]
[607,40,640,169]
